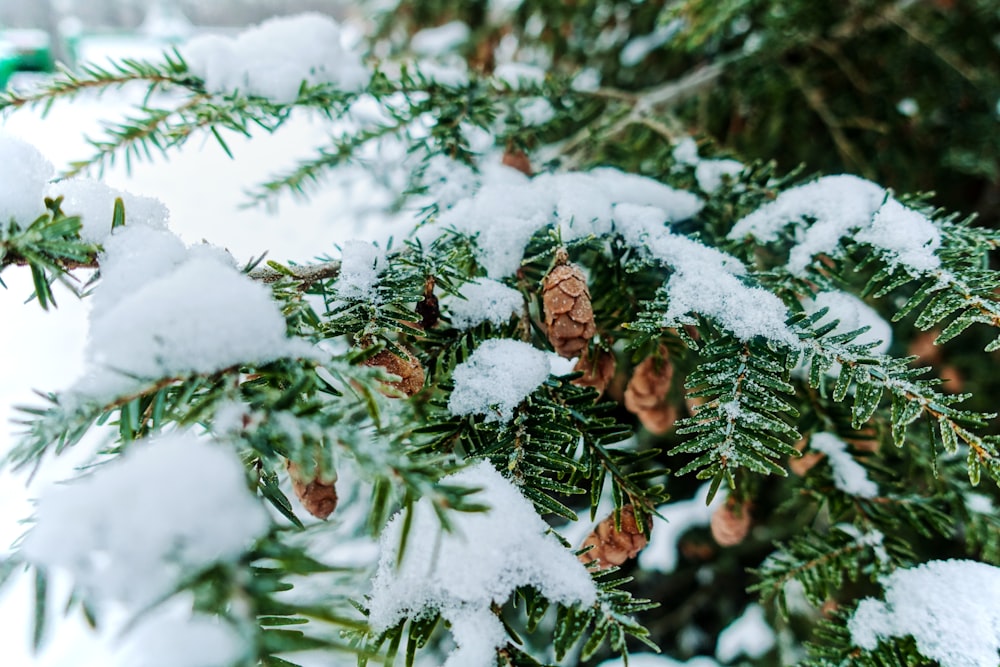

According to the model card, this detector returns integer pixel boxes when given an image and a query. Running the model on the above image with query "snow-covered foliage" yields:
[448,338,552,422]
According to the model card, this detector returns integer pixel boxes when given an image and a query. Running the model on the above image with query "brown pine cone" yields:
[578,504,650,569]
[502,148,533,176]
[543,250,597,358]
[710,498,752,547]
[287,460,338,520]
[624,348,677,434]
[365,347,425,397]
[572,350,616,396]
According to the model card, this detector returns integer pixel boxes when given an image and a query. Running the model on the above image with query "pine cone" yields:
[365,348,425,397]
[578,504,650,569]
[502,148,533,176]
[572,349,616,396]
[287,460,338,520]
[624,348,677,434]
[543,250,596,358]
[710,498,752,547]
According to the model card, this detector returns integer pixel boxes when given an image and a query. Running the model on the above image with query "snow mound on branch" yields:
[20,434,270,609]
[74,224,306,401]
[448,338,552,423]
[48,177,169,244]
[615,203,798,345]
[0,134,53,224]
[368,461,596,667]
[727,174,942,275]
[849,559,1000,667]
[434,167,702,278]
[446,277,523,329]
[182,13,370,104]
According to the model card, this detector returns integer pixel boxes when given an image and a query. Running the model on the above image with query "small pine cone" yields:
[543,251,597,358]
[624,348,676,434]
[287,460,338,520]
[502,148,533,176]
[572,350,616,396]
[710,498,752,547]
[365,348,425,397]
[578,504,650,569]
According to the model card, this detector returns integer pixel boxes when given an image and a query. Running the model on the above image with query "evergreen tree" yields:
[2,2,1000,666]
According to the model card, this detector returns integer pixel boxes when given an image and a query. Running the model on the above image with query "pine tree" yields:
[1,2,1000,666]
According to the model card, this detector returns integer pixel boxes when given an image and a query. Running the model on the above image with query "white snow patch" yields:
[446,278,523,329]
[809,433,879,498]
[336,240,386,302]
[848,559,1000,667]
[620,20,684,67]
[20,434,270,609]
[448,339,552,423]
[516,97,556,126]
[727,175,942,276]
[181,13,370,104]
[116,596,248,667]
[494,62,546,89]
[411,21,470,56]
[0,134,53,224]
[802,291,892,354]
[640,484,726,574]
[50,178,169,244]
[80,254,305,400]
[715,603,776,662]
[695,159,743,194]
[368,461,596,667]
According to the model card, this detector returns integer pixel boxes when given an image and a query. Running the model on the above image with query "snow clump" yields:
[448,338,552,423]
[0,134,54,224]
[446,277,524,329]
[368,461,596,667]
[20,434,270,609]
[849,559,1000,667]
[182,13,370,104]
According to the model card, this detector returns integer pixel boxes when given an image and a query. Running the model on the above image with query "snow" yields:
[181,13,370,104]
[599,655,719,667]
[614,203,798,345]
[493,62,546,89]
[115,597,248,667]
[640,484,726,574]
[620,20,684,67]
[0,135,53,225]
[89,226,188,314]
[446,278,523,329]
[694,159,743,194]
[727,175,942,276]
[434,167,702,278]
[335,240,385,302]
[367,461,596,667]
[715,603,775,662]
[516,97,556,126]
[81,250,306,401]
[448,338,552,423]
[411,21,470,56]
[416,60,470,87]
[802,291,892,354]
[19,434,270,609]
[848,559,1000,667]
[49,178,170,244]
[808,433,879,498]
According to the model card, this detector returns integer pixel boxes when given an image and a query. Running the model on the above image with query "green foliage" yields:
[3,2,1000,666]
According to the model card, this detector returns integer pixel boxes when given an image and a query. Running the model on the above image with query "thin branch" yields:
[248,260,342,286]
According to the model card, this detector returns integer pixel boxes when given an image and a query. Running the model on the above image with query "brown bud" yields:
[624,348,677,434]
[939,364,965,394]
[711,498,752,547]
[578,504,650,569]
[543,251,597,358]
[365,348,425,397]
[572,350,616,396]
[287,460,338,520]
